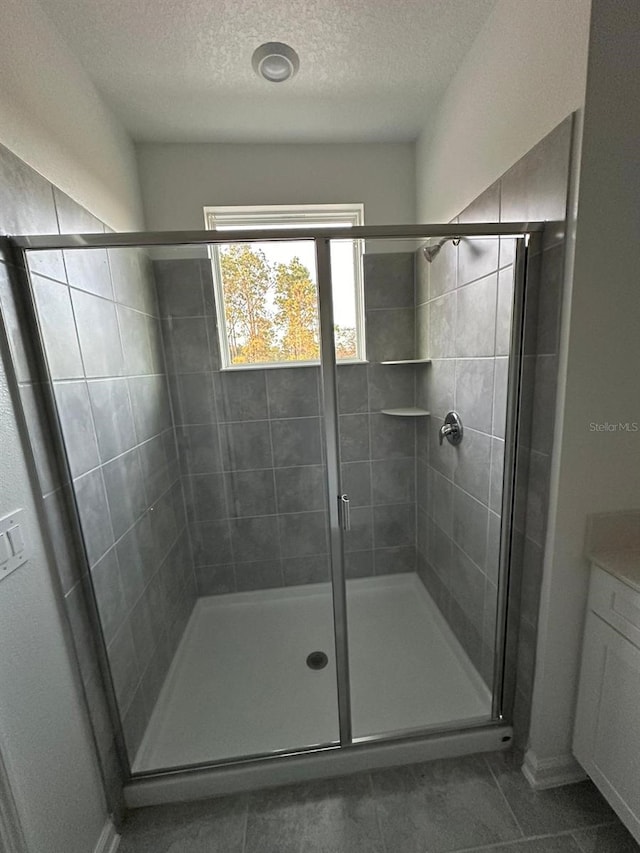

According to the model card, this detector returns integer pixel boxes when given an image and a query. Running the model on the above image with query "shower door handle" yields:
[339,494,351,532]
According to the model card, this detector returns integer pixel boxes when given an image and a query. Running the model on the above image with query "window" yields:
[204,204,365,369]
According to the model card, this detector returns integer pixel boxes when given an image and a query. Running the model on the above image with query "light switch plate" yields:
[0,509,28,583]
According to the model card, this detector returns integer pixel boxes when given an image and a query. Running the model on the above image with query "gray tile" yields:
[500,117,572,227]
[271,417,322,467]
[416,302,429,358]
[88,378,137,462]
[493,357,509,439]
[486,510,502,586]
[490,437,505,513]
[278,511,328,558]
[372,458,415,505]
[487,751,616,836]
[138,435,171,506]
[246,774,383,853]
[64,583,99,684]
[337,363,369,414]
[43,487,82,595]
[119,792,247,853]
[428,467,453,536]
[230,516,280,563]
[366,308,415,362]
[107,620,140,714]
[109,248,156,315]
[339,414,370,462]
[90,548,125,645]
[102,449,147,539]
[427,417,457,480]
[32,277,84,379]
[340,461,371,507]
[344,507,373,553]
[154,258,205,318]
[128,375,172,442]
[163,316,214,373]
[368,363,415,411]
[458,238,500,286]
[188,473,228,521]
[116,515,155,601]
[265,366,320,418]
[226,469,277,517]
[178,424,222,474]
[459,181,500,223]
[428,292,456,359]
[74,468,114,566]
[453,487,488,571]
[456,273,498,357]
[521,534,544,626]
[0,263,39,383]
[175,372,216,425]
[53,381,100,477]
[219,420,271,471]
[282,555,330,586]
[373,503,415,548]
[196,564,236,595]
[372,754,521,852]
[536,244,564,354]
[375,545,416,575]
[496,266,514,355]
[451,544,486,635]
[71,288,124,378]
[428,238,457,299]
[426,515,453,583]
[118,306,154,376]
[572,822,640,852]
[364,252,414,309]
[64,248,112,299]
[53,186,102,233]
[344,550,375,579]
[370,413,415,459]
[217,369,268,421]
[454,427,491,505]
[274,465,326,514]
[455,357,495,434]
[425,358,455,419]
[122,685,148,759]
[235,560,283,592]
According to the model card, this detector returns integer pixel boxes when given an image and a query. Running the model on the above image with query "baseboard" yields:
[522,748,587,789]
[94,819,119,853]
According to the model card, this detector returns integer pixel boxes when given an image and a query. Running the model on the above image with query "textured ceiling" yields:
[38,0,496,143]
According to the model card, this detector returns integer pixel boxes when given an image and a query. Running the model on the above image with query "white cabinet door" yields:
[574,610,640,842]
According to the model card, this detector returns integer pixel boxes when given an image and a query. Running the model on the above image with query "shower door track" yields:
[7,222,543,801]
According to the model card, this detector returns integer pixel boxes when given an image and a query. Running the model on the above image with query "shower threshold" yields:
[131,573,494,781]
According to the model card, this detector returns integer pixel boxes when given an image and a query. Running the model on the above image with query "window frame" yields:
[204,203,366,370]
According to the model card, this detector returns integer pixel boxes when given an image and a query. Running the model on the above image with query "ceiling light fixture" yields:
[252,42,299,83]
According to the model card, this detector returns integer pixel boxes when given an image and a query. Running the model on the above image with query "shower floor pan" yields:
[133,572,491,773]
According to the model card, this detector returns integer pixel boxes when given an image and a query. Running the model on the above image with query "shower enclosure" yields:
[12,221,539,802]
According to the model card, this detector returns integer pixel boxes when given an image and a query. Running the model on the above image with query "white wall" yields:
[416,0,590,223]
[0,0,142,231]
[137,142,415,230]
[0,352,107,853]
[527,0,640,777]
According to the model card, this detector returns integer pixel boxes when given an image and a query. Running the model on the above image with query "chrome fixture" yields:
[422,236,461,263]
[252,42,300,83]
[339,494,351,531]
[439,411,463,446]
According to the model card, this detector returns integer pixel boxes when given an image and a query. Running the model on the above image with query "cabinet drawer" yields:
[589,566,640,649]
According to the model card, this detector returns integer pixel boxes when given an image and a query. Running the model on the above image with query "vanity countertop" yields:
[587,549,640,593]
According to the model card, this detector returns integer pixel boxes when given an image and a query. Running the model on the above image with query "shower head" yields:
[422,236,461,263]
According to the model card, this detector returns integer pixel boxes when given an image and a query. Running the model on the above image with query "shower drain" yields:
[306,651,329,670]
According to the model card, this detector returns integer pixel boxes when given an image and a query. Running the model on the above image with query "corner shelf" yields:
[380,408,431,417]
[379,358,432,365]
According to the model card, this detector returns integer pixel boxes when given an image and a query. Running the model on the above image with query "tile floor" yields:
[119,751,640,852]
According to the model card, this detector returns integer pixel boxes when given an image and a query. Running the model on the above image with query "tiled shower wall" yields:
[415,118,573,729]
[157,251,420,595]
[0,143,196,805]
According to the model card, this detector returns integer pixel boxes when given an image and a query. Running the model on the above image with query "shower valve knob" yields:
[438,411,463,446]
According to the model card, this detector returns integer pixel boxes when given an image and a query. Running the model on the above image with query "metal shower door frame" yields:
[9,221,543,781]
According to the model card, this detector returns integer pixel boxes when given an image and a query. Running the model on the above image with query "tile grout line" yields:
[482,754,526,840]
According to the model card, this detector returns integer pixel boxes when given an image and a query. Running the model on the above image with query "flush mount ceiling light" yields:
[252,42,299,83]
